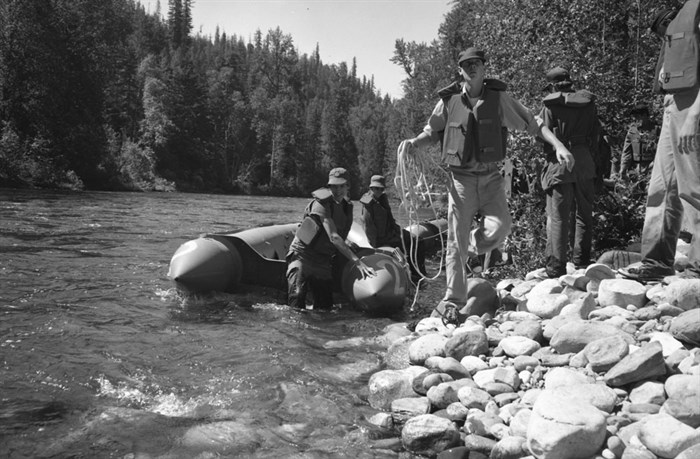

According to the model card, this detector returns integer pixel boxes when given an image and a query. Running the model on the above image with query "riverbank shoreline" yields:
[362,259,700,458]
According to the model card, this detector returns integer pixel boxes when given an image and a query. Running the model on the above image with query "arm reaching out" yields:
[322,216,375,279]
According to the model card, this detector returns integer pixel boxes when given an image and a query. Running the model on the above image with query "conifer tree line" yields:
[0,0,676,200]
[0,0,389,196]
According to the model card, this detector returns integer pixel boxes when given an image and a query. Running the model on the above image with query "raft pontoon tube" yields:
[168,219,447,313]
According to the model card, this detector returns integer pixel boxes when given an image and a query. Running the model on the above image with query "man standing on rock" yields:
[620,3,700,282]
[539,66,602,279]
[399,47,575,315]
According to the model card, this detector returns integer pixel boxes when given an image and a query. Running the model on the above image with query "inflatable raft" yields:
[168,219,447,313]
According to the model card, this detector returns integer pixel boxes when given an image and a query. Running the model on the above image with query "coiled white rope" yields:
[395,140,451,311]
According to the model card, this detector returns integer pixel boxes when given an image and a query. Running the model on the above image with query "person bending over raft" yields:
[286,167,375,310]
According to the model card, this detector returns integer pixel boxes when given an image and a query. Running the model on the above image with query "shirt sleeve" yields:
[500,92,542,136]
[422,99,448,142]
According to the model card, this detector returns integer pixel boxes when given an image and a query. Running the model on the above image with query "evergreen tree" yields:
[167,0,192,49]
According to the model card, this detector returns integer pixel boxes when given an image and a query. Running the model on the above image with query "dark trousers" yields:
[286,256,334,310]
[545,179,595,275]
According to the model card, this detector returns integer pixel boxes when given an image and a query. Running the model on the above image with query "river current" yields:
[0,189,436,459]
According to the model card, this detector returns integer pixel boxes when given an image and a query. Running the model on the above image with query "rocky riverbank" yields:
[362,261,700,459]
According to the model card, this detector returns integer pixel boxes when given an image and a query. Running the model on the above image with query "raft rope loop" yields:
[395,140,451,311]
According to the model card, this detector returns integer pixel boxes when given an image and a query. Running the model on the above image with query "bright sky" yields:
[139,0,452,98]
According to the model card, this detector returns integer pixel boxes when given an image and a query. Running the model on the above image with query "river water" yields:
[0,189,447,459]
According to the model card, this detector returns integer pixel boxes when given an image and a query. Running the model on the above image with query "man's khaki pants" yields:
[444,166,511,305]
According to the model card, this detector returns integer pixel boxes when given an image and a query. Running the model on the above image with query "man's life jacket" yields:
[359,192,400,247]
[658,0,700,93]
[295,187,353,256]
[542,89,599,153]
[437,79,508,167]
[540,89,600,187]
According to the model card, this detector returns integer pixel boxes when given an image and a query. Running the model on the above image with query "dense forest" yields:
[0,0,393,196]
[0,0,677,198]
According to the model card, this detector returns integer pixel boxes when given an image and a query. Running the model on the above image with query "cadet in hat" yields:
[359,174,426,280]
[619,103,657,179]
[538,66,601,278]
[326,167,351,203]
[286,167,374,310]
[399,48,574,314]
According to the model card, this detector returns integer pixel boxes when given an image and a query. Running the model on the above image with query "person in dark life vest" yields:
[286,167,375,309]
[359,174,426,280]
[399,47,575,313]
[620,2,700,282]
[539,66,602,278]
[620,103,659,179]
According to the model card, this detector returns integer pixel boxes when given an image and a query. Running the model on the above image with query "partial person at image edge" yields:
[620,2,700,282]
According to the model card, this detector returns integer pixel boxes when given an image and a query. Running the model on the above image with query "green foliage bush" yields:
[594,174,648,250]
[0,123,22,185]
[504,188,549,277]
[101,127,175,191]
[117,139,157,191]
[0,122,81,189]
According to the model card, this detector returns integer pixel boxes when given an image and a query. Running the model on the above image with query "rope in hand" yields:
[395,139,450,312]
